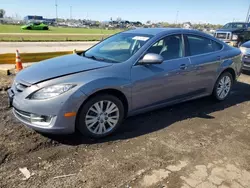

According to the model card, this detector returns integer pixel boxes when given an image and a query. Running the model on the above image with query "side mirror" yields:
[138,53,164,65]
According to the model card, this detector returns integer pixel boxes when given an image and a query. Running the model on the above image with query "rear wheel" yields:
[77,94,124,138]
[27,27,31,30]
[43,27,48,30]
[212,72,233,101]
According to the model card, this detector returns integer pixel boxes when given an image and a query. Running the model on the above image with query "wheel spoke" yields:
[89,107,99,114]
[98,123,104,134]
[86,115,97,119]
[106,103,117,114]
[225,76,230,85]
[94,103,102,113]
[87,121,97,129]
[99,101,104,111]
[217,86,223,93]
[108,117,118,125]
[102,123,107,133]
[86,117,98,125]
[219,89,224,98]
[93,124,100,133]
[223,76,226,84]
[106,120,113,127]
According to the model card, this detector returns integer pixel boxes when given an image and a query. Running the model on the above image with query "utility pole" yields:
[246,3,250,23]
[70,6,72,19]
[175,11,179,25]
[55,0,58,22]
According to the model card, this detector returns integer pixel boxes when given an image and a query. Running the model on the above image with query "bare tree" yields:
[0,9,6,18]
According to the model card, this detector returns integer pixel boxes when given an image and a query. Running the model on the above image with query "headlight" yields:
[30,84,76,100]
[240,47,250,55]
[232,34,238,40]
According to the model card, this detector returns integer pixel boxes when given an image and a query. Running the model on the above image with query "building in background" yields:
[24,15,56,24]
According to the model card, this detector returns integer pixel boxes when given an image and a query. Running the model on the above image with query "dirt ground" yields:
[1,73,250,188]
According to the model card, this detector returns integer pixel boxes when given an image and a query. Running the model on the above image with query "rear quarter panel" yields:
[217,46,242,80]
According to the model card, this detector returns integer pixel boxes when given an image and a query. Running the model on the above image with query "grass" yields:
[0,24,122,34]
[0,34,108,42]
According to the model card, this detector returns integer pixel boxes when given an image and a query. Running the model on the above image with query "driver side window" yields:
[147,35,183,61]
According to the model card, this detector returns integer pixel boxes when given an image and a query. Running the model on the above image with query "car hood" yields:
[15,54,112,84]
[216,28,244,33]
[241,41,250,48]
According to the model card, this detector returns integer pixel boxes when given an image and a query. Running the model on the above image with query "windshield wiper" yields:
[85,55,118,63]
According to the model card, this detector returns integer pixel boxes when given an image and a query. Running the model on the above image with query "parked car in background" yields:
[21,23,49,30]
[8,28,242,138]
[240,41,250,71]
[214,22,250,47]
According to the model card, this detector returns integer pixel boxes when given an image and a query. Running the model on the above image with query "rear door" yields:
[184,34,224,94]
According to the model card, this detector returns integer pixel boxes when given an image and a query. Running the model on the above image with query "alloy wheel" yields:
[216,75,231,100]
[85,100,120,135]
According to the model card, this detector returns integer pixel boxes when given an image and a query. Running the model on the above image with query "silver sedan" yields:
[8,28,242,138]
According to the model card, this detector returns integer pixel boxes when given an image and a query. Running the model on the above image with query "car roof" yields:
[123,28,187,36]
[227,22,247,24]
[123,28,209,37]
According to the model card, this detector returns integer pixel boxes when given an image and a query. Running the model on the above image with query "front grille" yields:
[216,33,227,39]
[215,32,231,40]
[13,108,53,126]
[14,108,31,123]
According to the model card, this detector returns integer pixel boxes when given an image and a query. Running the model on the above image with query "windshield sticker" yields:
[132,36,150,41]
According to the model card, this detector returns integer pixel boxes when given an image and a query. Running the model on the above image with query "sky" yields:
[1,0,250,24]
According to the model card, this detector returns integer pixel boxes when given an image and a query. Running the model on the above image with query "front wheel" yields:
[77,94,124,138]
[212,72,233,101]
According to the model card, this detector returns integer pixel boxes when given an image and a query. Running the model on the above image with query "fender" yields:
[79,77,132,110]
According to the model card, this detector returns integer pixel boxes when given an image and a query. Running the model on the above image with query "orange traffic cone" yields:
[15,50,23,71]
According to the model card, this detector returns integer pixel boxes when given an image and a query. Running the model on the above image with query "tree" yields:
[0,9,6,18]
[116,17,122,22]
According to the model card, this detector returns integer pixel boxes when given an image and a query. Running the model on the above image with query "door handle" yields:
[179,64,188,70]
[217,56,221,60]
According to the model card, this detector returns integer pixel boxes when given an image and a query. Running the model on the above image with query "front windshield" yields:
[84,33,153,63]
[222,23,246,29]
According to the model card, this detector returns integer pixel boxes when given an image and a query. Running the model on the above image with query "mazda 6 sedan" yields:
[8,28,242,138]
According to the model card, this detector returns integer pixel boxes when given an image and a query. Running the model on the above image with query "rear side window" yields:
[186,35,214,56]
[211,40,223,51]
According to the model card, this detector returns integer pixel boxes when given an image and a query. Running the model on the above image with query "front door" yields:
[131,34,194,111]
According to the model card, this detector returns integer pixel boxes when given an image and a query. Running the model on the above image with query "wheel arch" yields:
[219,67,236,81]
[77,88,129,118]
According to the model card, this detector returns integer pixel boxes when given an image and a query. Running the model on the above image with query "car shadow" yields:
[44,81,250,145]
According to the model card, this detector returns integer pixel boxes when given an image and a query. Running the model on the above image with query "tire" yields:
[77,94,124,138]
[27,27,31,30]
[212,72,233,101]
[43,27,48,30]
